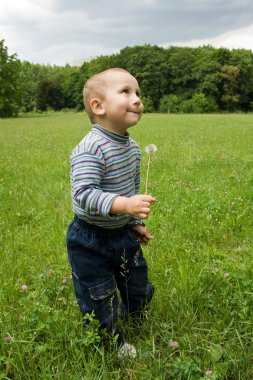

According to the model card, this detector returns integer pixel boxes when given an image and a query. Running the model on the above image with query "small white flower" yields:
[204,369,213,377]
[223,272,230,279]
[117,342,137,359]
[145,144,158,154]
[169,340,180,349]
[21,284,28,291]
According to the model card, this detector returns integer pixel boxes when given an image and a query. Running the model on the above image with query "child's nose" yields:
[133,95,141,105]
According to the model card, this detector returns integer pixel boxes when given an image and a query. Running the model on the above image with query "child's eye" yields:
[122,88,129,94]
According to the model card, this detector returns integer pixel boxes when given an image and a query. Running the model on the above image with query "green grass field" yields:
[0,112,253,379]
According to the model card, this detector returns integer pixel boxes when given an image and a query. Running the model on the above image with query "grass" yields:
[0,112,253,379]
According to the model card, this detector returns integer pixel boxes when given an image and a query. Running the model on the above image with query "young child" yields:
[66,68,156,358]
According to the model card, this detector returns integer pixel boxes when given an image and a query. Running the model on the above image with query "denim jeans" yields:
[66,215,154,338]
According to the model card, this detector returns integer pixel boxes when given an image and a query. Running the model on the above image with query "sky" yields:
[1,0,253,66]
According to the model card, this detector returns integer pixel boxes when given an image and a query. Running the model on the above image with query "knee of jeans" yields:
[89,276,118,328]
[127,281,154,310]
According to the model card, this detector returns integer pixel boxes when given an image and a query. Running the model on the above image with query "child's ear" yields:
[90,98,105,116]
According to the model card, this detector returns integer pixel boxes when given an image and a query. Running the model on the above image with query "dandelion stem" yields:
[145,155,151,194]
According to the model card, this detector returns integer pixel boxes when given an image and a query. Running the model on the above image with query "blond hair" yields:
[83,68,129,122]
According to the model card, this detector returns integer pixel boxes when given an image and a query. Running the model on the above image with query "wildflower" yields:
[5,336,12,343]
[204,369,213,377]
[58,297,67,306]
[117,342,137,359]
[21,284,28,291]
[169,340,180,349]
[62,277,67,284]
[223,272,230,279]
[144,144,158,194]
[6,363,12,374]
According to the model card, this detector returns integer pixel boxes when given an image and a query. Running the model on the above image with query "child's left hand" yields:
[131,224,154,245]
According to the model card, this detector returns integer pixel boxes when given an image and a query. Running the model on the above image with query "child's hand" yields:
[131,224,154,245]
[110,194,156,218]
[126,194,156,219]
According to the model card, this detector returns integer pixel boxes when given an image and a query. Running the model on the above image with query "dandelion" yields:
[169,340,180,350]
[145,144,157,154]
[21,284,28,291]
[144,144,157,194]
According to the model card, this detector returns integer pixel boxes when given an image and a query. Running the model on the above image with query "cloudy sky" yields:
[1,0,253,66]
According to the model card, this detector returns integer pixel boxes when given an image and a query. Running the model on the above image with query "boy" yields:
[66,68,156,358]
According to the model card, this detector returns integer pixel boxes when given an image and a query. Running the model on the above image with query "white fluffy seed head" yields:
[145,144,158,154]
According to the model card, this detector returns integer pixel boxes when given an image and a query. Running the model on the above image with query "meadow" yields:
[0,112,253,379]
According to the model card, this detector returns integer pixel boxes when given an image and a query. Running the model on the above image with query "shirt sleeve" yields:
[71,150,119,217]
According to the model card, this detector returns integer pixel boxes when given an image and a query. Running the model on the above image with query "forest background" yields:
[1,39,253,118]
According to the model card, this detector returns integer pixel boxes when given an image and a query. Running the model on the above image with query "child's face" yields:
[101,71,144,133]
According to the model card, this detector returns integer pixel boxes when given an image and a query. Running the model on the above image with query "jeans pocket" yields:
[89,276,117,300]
[89,276,118,326]
[67,222,95,249]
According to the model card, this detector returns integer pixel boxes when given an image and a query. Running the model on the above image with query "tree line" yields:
[1,39,253,117]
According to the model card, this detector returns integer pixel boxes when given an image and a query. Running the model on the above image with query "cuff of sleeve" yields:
[100,193,120,217]
[128,217,145,227]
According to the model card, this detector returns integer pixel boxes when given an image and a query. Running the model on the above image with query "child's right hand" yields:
[126,194,156,219]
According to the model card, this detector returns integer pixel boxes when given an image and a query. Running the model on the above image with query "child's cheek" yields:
[118,104,127,113]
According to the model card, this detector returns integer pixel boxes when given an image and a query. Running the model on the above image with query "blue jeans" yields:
[66,215,154,339]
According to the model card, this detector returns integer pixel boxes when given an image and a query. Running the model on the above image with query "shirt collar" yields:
[92,124,130,145]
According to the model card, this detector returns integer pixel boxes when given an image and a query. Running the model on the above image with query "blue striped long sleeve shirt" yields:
[70,124,141,228]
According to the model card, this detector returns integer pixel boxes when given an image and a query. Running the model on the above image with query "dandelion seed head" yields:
[21,284,28,291]
[145,144,157,154]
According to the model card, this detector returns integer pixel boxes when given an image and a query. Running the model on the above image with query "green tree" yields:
[36,78,64,111]
[142,96,155,113]
[180,93,218,113]
[193,46,221,104]
[159,94,181,113]
[20,61,41,112]
[220,65,240,111]
[167,47,198,99]
[229,49,253,111]
[0,39,22,117]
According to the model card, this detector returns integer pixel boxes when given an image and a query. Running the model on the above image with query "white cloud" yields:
[1,0,253,65]
[168,24,253,51]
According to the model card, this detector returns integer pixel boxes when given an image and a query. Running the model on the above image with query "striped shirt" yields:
[70,124,141,229]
